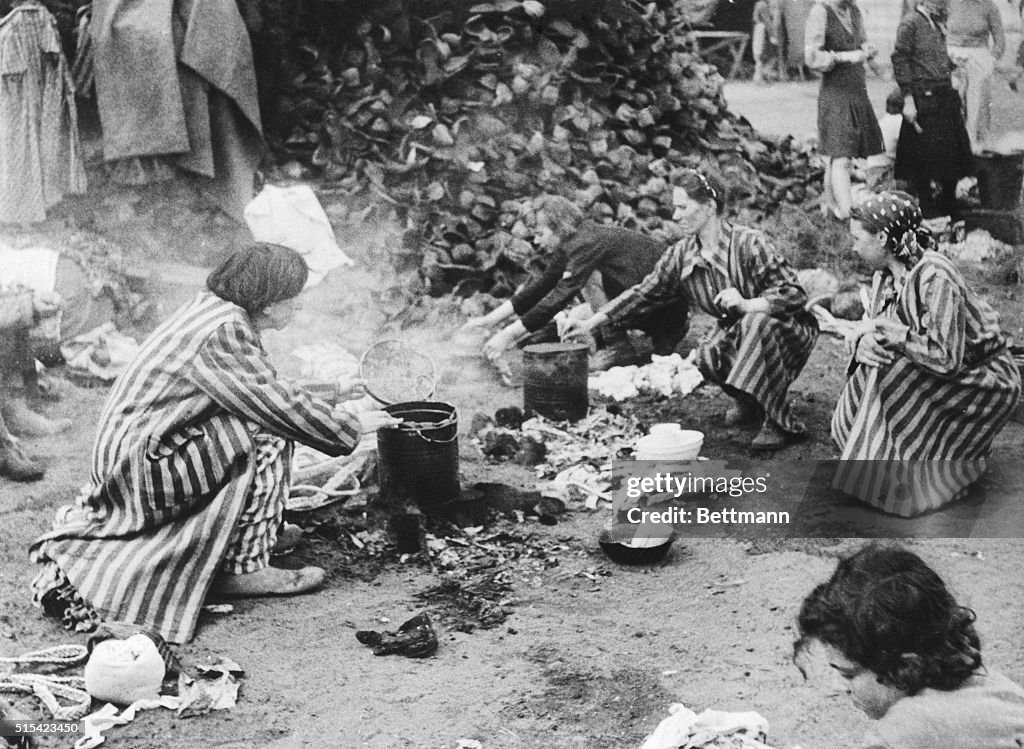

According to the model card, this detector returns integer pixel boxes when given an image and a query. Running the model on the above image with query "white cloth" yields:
[75,696,180,749]
[640,703,774,749]
[948,44,994,149]
[0,244,59,293]
[83,635,165,705]
[244,184,354,287]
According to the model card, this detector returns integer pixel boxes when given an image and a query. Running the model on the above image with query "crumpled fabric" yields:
[59,323,139,382]
[640,703,775,749]
[244,185,354,287]
[589,352,704,401]
[75,696,181,749]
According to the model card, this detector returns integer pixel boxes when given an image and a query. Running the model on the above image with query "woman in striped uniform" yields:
[29,244,399,643]
[566,168,819,450]
[831,191,1021,516]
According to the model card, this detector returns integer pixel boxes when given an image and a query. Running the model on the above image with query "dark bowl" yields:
[598,528,674,565]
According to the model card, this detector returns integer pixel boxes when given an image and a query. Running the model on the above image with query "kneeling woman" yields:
[30,244,399,643]
[832,192,1021,515]
[566,168,819,449]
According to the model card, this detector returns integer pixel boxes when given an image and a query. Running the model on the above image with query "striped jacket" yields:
[31,291,361,642]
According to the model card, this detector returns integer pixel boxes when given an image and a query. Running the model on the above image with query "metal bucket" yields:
[522,342,589,422]
[377,401,459,506]
[974,153,1024,211]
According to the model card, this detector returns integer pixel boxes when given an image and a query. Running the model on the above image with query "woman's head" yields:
[672,168,727,235]
[532,195,585,251]
[207,243,309,323]
[850,191,935,270]
[795,544,982,715]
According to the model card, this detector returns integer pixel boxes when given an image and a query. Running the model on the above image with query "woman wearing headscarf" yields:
[804,0,884,221]
[29,243,400,643]
[832,192,1020,515]
[891,0,974,220]
[565,168,819,450]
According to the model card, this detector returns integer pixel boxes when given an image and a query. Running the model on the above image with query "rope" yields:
[0,674,91,721]
[0,645,88,668]
[0,645,92,721]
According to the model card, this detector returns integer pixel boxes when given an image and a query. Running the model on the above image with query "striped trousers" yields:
[697,311,818,434]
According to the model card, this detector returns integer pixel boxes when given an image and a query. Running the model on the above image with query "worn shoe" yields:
[0,441,45,482]
[750,420,792,450]
[0,398,72,437]
[356,612,439,658]
[212,565,326,598]
[723,398,761,427]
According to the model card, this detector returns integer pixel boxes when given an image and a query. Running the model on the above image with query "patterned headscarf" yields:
[850,191,936,268]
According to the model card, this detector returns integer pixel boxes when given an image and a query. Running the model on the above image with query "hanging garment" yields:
[91,0,264,219]
[0,1,87,223]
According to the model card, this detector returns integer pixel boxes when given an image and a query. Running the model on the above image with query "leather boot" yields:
[0,440,45,482]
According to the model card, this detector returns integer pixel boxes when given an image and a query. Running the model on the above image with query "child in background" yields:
[864,88,905,191]
[752,0,773,83]
[794,544,1024,748]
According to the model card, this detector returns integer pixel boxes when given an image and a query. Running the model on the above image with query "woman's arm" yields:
[987,0,1006,60]
[744,230,808,315]
[884,265,967,375]
[187,321,362,456]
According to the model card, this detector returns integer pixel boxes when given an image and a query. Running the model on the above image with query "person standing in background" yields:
[752,0,773,82]
[892,0,974,220]
[805,0,885,222]
[946,0,1005,150]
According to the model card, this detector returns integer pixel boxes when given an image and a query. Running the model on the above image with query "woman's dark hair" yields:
[795,543,982,695]
[207,243,308,315]
[675,167,729,214]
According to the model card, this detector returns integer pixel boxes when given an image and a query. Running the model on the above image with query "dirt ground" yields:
[3,82,1024,749]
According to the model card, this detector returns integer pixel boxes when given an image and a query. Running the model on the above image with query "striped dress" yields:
[601,222,819,434]
[29,291,361,643]
[831,252,1021,516]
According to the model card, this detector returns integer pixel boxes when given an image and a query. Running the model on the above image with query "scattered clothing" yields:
[832,252,1021,515]
[30,290,362,643]
[91,0,263,218]
[356,613,439,658]
[641,703,774,749]
[601,223,818,436]
[0,1,87,223]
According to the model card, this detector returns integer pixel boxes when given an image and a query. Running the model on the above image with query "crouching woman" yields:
[30,243,399,643]
[565,168,818,450]
[831,191,1020,516]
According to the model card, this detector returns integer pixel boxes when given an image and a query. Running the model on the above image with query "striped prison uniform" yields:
[831,252,1021,516]
[29,291,361,643]
[600,222,818,434]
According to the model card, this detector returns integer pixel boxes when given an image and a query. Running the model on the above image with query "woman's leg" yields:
[830,157,852,220]
[215,436,325,597]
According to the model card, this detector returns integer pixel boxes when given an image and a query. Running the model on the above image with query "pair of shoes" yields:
[0,398,72,437]
[0,440,45,482]
[589,342,639,372]
[212,565,326,598]
[750,420,793,450]
[723,398,761,427]
[271,522,303,555]
[356,613,439,658]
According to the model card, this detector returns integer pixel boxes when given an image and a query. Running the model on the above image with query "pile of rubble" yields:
[274,0,823,296]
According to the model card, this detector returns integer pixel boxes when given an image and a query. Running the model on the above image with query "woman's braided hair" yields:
[795,543,982,695]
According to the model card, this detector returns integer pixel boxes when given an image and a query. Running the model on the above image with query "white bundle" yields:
[83,635,165,706]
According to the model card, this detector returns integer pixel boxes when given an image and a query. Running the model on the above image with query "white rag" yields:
[244,184,354,287]
[75,696,181,749]
[0,245,60,293]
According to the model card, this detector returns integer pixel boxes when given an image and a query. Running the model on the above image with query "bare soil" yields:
[3,86,1024,749]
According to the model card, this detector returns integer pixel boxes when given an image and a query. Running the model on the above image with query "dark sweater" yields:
[510,223,666,332]
[892,10,955,94]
